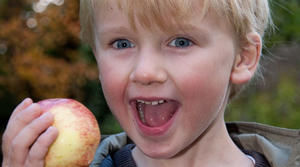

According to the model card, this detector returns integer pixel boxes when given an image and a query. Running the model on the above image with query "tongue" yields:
[144,101,178,127]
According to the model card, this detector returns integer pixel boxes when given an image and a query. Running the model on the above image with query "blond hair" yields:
[80,0,272,99]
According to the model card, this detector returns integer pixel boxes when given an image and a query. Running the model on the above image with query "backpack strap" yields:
[112,144,137,167]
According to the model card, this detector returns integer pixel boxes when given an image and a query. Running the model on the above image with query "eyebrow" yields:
[170,23,210,34]
[95,22,211,45]
[96,26,135,36]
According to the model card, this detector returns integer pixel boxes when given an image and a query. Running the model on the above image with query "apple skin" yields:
[38,98,101,167]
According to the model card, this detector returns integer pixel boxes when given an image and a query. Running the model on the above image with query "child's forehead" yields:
[93,0,228,34]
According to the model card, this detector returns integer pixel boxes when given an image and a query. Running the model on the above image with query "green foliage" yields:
[100,114,123,134]
[267,0,300,44]
[226,75,300,129]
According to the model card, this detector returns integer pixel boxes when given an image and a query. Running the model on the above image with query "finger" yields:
[2,102,41,164]
[10,112,54,166]
[10,98,33,120]
[2,98,33,144]
[3,103,43,146]
[25,126,58,167]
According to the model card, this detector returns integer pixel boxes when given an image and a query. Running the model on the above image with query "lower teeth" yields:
[138,103,146,123]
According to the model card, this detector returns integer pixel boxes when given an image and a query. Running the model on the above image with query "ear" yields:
[230,32,262,84]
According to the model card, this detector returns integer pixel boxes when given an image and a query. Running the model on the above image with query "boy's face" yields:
[93,1,237,158]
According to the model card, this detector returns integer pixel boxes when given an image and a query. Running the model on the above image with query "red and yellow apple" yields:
[38,98,101,167]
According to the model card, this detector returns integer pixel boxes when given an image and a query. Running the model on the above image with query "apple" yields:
[38,98,101,167]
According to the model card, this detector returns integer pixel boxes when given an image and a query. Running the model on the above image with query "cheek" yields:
[172,51,234,123]
[98,58,126,109]
[176,58,232,101]
[180,73,226,127]
[97,57,133,127]
[174,62,232,145]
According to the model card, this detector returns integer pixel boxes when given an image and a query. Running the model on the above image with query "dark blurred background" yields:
[0,0,299,162]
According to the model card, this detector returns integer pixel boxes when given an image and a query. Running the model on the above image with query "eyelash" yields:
[111,39,135,49]
[109,37,194,50]
[168,37,194,48]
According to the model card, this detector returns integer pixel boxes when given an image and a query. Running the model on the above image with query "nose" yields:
[129,49,167,85]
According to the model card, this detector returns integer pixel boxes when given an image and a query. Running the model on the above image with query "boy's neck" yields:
[132,116,254,167]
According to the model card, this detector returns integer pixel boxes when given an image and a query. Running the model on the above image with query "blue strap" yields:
[99,155,114,167]
[112,144,137,167]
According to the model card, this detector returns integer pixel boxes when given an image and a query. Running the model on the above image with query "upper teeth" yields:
[137,99,166,106]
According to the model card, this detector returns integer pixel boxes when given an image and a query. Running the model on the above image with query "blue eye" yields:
[169,37,193,48]
[112,39,135,49]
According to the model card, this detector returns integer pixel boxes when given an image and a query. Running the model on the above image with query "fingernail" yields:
[23,97,32,105]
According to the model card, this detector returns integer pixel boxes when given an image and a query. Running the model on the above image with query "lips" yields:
[130,98,180,136]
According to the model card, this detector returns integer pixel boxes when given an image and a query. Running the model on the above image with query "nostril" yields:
[130,71,152,85]
[130,68,168,85]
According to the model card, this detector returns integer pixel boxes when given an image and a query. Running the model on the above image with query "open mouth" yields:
[134,99,179,127]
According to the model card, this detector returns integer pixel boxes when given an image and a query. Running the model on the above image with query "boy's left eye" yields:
[169,37,193,48]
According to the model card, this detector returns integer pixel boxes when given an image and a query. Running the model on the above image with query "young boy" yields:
[2,0,300,167]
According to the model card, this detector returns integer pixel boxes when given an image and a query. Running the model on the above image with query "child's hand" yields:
[2,98,58,167]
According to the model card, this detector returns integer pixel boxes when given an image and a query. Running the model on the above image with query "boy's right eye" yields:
[112,39,135,49]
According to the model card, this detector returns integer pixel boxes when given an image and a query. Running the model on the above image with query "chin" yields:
[138,142,181,159]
